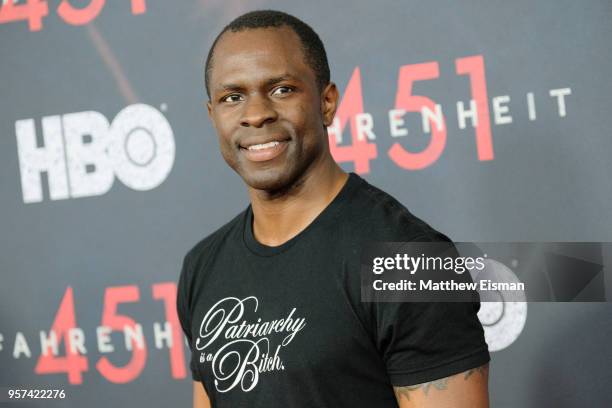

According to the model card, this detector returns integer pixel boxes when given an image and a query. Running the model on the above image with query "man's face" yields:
[207,26,336,192]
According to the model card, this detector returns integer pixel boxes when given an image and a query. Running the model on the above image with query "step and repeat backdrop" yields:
[1,0,611,406]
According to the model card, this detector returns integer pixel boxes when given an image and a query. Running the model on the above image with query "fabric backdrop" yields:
[1,1,611,406]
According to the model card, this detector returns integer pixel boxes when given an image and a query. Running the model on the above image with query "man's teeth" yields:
[247,141,281,151]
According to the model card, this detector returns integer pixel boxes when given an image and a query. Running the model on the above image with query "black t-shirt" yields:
[177,172,490,407]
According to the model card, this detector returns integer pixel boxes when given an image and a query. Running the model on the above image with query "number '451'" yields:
[0,0,146,31]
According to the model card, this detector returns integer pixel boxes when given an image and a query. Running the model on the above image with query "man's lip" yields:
[238,136,291,149]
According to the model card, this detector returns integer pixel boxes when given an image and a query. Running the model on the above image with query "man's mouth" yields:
[244,141,283,151]
[239,139,290,162]
[239,136,291,150]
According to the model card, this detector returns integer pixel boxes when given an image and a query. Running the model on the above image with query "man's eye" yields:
[221,94,243,103]
[272,86,294,96]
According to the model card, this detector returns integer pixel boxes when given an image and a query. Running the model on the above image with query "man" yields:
[177,9,490,408]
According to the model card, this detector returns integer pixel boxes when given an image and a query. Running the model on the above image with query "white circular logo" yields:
[473,259,528,351]
[108,104,175,191]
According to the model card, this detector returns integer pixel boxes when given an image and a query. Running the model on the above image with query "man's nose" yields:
[240,94,278,128]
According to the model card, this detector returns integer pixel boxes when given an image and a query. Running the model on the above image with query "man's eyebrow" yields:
[216,83,245,92]
[264,74,302,86]
[216,74,302,93]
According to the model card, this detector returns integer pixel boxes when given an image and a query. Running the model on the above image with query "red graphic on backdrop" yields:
[389,61,447,170]
[327,67,378,174]
[0,0,146,31]
[34,287,88,384]
[456,55,493,161]
[329,55,571,174]
[96,286,147,383]
[25,283,185,385]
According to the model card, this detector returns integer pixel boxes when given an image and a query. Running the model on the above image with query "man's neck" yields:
[247,160,348,247]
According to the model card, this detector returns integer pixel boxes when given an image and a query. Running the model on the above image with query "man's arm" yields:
[393,364,489,408]
[193,381,211,408]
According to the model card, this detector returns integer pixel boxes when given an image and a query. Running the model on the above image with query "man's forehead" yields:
[214,26,302,57]
[210,27,312,90]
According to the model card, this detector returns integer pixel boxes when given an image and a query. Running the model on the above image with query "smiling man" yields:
[177,9,490,408]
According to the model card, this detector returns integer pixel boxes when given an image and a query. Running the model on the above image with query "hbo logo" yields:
[16,104,175,203]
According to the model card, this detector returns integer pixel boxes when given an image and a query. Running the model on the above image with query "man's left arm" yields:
[393,364,489,408]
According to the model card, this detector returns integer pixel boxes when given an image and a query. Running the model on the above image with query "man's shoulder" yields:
[184,208,247,265]
[348,175,452,243]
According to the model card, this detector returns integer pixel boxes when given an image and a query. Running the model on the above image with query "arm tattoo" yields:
[464,364,488,380]
[394,378,449,401]
[393,364,489,402]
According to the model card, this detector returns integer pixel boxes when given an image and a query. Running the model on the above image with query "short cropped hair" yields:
[204,9,330,100]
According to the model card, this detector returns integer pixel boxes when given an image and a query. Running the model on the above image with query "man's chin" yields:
[240,167,298,195]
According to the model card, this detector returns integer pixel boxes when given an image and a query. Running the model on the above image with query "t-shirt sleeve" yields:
[374,299,490,386]
[370,233,490,386]
[176,252,202,382]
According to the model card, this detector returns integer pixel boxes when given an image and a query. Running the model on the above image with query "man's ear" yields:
[321,82,339,127]
[206,100,216,128]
